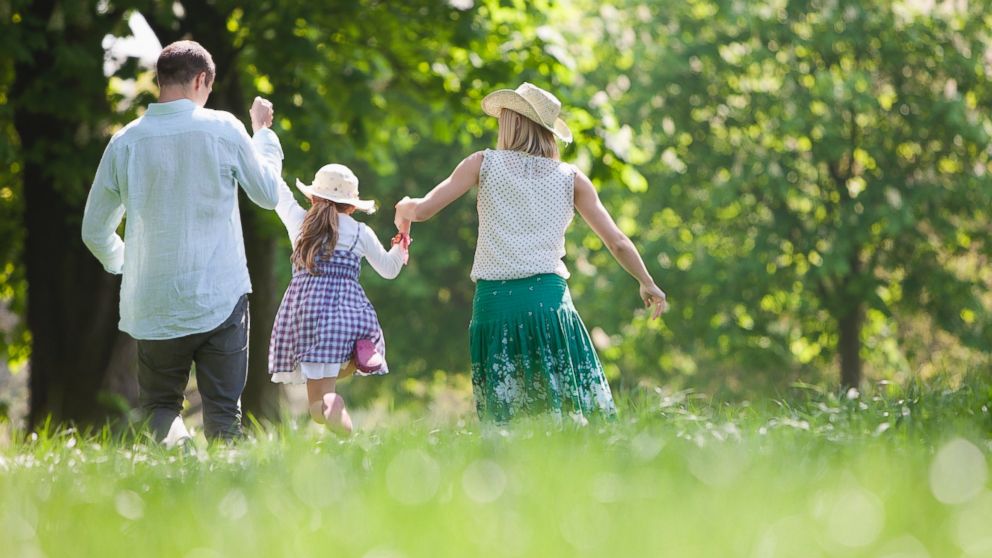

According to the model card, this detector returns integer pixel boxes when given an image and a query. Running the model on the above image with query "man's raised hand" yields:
[250,96,274,133]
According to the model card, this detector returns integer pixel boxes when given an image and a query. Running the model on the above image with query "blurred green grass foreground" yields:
[0,375,989,558]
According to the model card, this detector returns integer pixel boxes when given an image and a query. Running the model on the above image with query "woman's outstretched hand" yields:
[394,196,416,230]
[640,283,668,319]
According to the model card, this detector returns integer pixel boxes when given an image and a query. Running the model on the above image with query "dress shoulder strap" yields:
[348,223,363,252]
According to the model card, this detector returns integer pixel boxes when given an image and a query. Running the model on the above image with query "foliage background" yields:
[0,0,990,426]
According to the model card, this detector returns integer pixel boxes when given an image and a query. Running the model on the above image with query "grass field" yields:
[1,377,989,558]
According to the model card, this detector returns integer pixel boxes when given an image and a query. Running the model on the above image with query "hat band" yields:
[516,95,558,128]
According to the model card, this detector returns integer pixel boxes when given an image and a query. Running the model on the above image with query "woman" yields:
[395,83,667,422]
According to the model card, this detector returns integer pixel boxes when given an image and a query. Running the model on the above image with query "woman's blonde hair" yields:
[292,198,354,274]
[497,109,559,160]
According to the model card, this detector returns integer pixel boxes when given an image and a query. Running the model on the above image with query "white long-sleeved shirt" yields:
[273,178,404,280]
[81,99,283,340]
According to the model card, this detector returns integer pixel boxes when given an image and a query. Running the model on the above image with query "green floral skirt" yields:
[469,274,618,422]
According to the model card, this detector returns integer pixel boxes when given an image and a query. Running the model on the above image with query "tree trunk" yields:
[15,0,139,429]
[21,168,136,428]
[837,303,864,390]
[241,210,284,422]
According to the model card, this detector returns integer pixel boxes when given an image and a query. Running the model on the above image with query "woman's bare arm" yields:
[394,151,484,227]
[573,168,668,319]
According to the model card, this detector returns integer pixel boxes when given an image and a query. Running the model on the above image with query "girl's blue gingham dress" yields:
[268,232,388,378]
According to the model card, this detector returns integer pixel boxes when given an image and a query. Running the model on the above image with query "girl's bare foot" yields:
[322,393,353,435]
[308,400,326,425]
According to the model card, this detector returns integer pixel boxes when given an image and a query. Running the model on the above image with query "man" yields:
[82,40,285,444]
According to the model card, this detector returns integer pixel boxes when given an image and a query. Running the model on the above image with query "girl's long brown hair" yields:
[292,197,354,274]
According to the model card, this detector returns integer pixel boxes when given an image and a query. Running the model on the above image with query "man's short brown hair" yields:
[156,40,216,87]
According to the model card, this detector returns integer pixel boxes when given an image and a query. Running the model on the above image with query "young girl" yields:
[269,163,408,433]
[395,83,667,423]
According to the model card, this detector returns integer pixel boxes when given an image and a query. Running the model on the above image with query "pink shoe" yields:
[354,339,384,373]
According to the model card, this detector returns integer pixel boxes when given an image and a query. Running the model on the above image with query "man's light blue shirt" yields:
[81,99,284,340]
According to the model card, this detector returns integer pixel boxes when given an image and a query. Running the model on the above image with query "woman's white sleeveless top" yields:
[470,149,575,282]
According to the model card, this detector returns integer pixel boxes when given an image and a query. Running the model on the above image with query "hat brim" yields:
[482,89,573,144]
[295,179,377,214]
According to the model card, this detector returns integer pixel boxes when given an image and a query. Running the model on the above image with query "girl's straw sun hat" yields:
[481,82,573,143]
[296,164,376,213]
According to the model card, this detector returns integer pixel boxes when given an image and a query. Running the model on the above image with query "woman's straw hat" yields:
[481,82,573,143]
[295,164,376,213]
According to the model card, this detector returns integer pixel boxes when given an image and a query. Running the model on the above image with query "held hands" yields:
[391,232,412,249]
[394,196,417,230]
[639,282,668,320]
[250,96,274,133]
[392,198,414,264]
[391,232,411,264]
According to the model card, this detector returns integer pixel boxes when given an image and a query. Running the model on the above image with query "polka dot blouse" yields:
[471,149,576,282]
